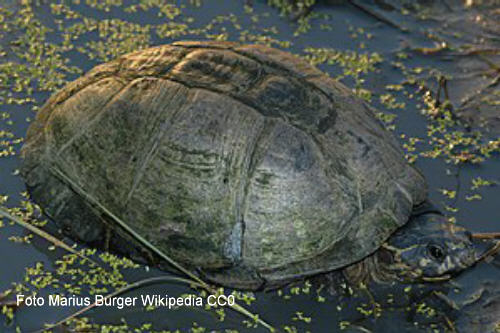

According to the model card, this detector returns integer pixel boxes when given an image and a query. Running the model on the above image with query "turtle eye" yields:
[427,244,445,261]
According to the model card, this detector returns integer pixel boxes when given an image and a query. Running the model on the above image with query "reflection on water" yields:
[0,0,498,332]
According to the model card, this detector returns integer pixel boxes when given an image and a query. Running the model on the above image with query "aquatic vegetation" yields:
[304,47,383,82]
[267,0,316,17]
[80,18,152,61]
[0,129,21,157]
[303,47,383,101]
[471,176,497,190]
[0,0,498,332]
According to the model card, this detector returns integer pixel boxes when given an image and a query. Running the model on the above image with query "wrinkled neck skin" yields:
[343,203,477,286]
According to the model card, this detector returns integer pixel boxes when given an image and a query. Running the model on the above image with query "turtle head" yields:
[383,211,477,282]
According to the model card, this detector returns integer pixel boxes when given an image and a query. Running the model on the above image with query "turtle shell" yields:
[21,41,427,285]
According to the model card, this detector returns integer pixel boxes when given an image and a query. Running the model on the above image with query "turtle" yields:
[20,41,481,290]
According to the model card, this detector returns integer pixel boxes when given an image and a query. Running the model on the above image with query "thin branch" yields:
[49,166,275,331]
[0,206,97,266]
[477,241,500,262]
[348,0,408,32]
[0,289,19,309]
[50,166,206,287]
[33,276,203,333]
[460,75,500,109]
[472,232,500,240]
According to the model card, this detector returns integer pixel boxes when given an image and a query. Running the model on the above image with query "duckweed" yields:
[0,1,498,332]
[304,47,383,89]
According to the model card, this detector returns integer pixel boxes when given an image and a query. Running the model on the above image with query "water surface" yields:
[0,1,499,332]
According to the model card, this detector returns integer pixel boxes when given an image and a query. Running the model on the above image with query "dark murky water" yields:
[0,1,499,332]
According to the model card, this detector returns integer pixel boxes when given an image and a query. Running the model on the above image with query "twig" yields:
[459,75,500,109]
[443,314,457,333]
[33,276,203,333]
[50,166,204,286]
[472,232,500,240]
[350,324,373,333]
[0,289,20,309]
[0,206,97,266]
[450,47,500,56]
[50,166,275,332]
[0,289,11,301]
[478,54,500,72]
[412,44,448,55]
[432,290,460,310]
[348,0,408,32]
[477,241,500,262]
